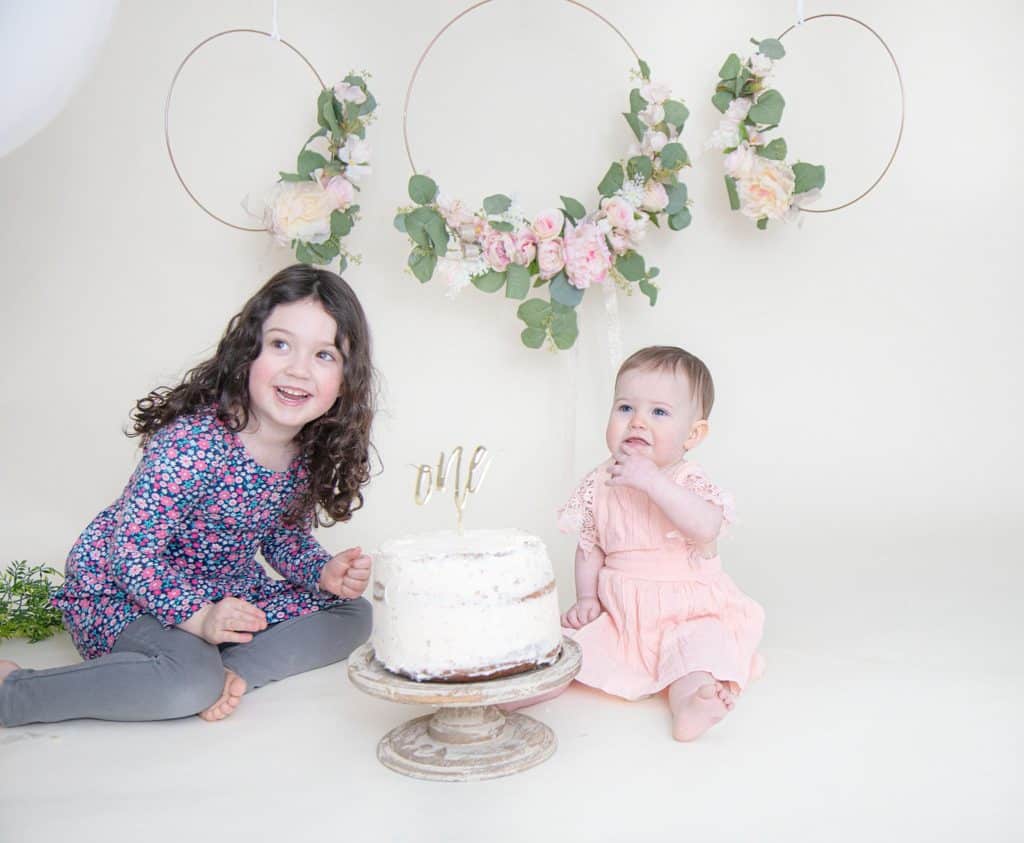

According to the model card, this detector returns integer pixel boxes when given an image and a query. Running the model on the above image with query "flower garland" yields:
[395,60,692,352]
[266,73,377,270]
[709,38,825,229]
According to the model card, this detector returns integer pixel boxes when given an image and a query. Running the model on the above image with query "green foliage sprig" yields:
[0,561,65,643]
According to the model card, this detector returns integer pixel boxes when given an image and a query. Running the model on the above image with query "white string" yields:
[270,0,281,40]
[796,0,805,25]
[601,281,624,380]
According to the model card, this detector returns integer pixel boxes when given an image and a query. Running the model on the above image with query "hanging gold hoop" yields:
[777,13,905,214]
[402,0,640,175]
[164,29,326,232]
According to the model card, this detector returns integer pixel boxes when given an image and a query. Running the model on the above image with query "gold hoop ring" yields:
[777,14,905,214]
[402,0,640,175]
[164,29,326,232]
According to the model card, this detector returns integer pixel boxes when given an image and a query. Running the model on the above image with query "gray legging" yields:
[0,598,371,727]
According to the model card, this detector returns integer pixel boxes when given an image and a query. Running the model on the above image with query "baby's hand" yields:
[319,547,372,599]
[607,444,660,493]
[561,596,602,629]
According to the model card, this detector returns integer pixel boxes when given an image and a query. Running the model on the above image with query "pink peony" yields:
[324,175,355,209]
[537,237,566,279]
[563,222,612,289]
[483,229,515,272]
[512,230,537,265]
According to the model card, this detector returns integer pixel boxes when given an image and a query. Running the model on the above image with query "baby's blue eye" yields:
[317,350,337,362]
[653,408,669,417]
[617,404,632,413]
[270,339,288,350]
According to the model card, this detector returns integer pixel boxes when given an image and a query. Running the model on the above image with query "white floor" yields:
[2,532,1021,842]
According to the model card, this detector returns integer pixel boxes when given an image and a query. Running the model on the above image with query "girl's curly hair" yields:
[129,264,376,526]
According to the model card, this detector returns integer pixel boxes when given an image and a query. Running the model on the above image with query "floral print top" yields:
[54,409,341,659]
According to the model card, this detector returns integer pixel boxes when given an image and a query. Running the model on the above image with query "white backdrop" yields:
[1,0,1020,665]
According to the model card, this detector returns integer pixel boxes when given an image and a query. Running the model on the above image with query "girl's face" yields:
[247,298,344,440]
[605,366,702,468]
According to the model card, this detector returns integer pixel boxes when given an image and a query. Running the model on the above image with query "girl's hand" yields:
[319,547,372,599]
[561,596,602,629]
[180,597,268,645]
[607,443,660,493]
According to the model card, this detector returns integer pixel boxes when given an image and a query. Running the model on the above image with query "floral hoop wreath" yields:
[709,13,905,229]
[164,29,377,271]
[394,0,693,352]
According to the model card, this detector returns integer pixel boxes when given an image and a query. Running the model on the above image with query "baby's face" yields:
[605,366,701,468]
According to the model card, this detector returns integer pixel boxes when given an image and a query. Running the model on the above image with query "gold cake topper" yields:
[413,445,491,534]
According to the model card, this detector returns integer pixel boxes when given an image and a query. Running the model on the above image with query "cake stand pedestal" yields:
[347,637,581,782]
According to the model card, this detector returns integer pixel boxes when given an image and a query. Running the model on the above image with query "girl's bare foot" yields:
[0,660,19,683]
[198,670,246,722]
[669,673,735,742]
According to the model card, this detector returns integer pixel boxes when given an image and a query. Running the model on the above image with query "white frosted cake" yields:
[371,529,562,682]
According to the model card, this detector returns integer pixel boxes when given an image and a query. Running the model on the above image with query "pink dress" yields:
[558,459,764,700]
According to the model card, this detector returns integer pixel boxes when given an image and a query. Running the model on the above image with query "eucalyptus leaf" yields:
[758,38,785,59]
[561,196,586,220]
[408,250,437,283]
[665,182,688,215]
[295,241,319,264]
[488,220,514,232]
[331,210,353,238]
[521,326,546,349]
[278,172,307,182]
[517,298,551,328]
[638,58,651,80]
[725,176,740,211]
[393,213,408,233]
[505,265,531,300]
[317,89,337,133]
[627,156,653,181]
[623,112,645,142]
[598,162,624,197]
[747,89,785,125]
[472,270,506,293]
[629,88,647,115]
[756,218,768,230]
[358,92,377,116]
[549,272,583,307]
[712,91,735,113]
[424,213,449,253]
[408,174,438,205]
[616,251,646,282]
[404,207,435,248]
[668,208,692,230]
[719,53,741,79]
[550,305,579,350]
[793,162,826,194]
[659,143,687,170]
[663,100,689,129]
[483,194,512,215]
[297,150,328,177]
[758,138,788,160]
[638,279,658,306]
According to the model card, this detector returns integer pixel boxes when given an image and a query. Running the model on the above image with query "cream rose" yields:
[641,181,669,213]
[639,103,665,127]
[749,53,773,77]
[268,180,335,245]
[601,196,636,231]
[723,143,758,180]
[324,175,355,209]
[512,230,537,265]
[738,158,795,221]
[532,208,565,240]
[640,80,671,104]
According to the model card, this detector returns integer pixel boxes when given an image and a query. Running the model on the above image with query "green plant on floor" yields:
[0,560,65,642]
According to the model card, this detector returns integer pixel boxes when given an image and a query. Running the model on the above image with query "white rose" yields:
[340,136,372,183]
[749,53,773,77]
[723,143,758,180]
[268,180,335,245]
[640,80,671,104]
[738,158,795,221]
[333,82,367,104]
[639,102,665,127]
[641,181,669,212]
[725,97,752,122]
[642,130,668,155]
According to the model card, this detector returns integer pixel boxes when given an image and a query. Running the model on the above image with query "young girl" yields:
[559,345,765,741]
[0,265,376,726]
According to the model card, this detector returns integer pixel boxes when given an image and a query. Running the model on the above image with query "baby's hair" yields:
[617,346,715,419]
[130,264,377,527]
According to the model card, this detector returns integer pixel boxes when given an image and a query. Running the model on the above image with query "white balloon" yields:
[0,0,119,159]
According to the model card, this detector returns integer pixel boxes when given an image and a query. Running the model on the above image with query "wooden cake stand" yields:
[347,637,581,782]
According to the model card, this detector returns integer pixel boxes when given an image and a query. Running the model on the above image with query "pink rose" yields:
[537,237,565,279]
[323,175,354,210]
[483,230,514,272]
[532,208,565,240]
[563,222,612,289]
[512,230,537,265]
[641,181,669,213]
[607,230,630,255]
[601,196,636,231]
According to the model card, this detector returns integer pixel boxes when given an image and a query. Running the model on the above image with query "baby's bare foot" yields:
[198,670,246,722]
[0,660,20,683]
[669,679,734,742]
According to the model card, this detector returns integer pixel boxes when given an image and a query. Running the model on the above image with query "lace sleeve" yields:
[678,465,736,533]
[557,469,600,555]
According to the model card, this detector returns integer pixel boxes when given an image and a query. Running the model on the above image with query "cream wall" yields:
[1,0,1020,655]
